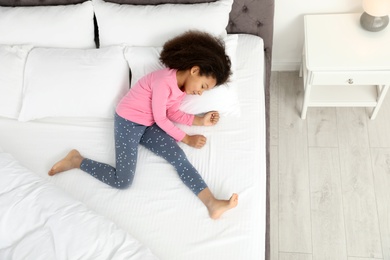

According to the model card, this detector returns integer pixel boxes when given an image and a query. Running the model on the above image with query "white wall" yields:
[272,0,363,71]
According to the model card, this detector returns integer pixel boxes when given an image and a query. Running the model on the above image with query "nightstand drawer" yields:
[311,71,390,85]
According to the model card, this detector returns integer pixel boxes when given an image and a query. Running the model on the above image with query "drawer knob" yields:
[347,78,354,84]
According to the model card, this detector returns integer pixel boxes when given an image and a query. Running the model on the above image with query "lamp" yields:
[360,0,390,32]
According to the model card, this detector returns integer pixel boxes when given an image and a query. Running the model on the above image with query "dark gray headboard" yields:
[0,0,274,259]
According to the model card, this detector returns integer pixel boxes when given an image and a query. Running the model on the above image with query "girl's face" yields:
[182,67,217,96]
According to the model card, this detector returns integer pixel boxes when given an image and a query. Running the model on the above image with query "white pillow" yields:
[19,46,129,122]
[93,0,233,47]
[0,1,95,48]
[0,45,32,119]
[179,82,240,117]
[125,46,164,88]
[124,35,240,117]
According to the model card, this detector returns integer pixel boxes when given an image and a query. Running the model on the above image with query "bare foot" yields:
[48,149,83,176]
[207,193,239,220]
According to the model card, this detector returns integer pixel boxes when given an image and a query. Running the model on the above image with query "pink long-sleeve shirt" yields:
[116,68,194,141]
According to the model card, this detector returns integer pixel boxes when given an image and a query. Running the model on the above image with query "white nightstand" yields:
[300,13,390,120]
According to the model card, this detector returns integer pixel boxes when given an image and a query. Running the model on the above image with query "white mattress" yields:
[0,34,266,260]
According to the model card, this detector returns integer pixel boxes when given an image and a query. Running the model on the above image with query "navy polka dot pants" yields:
[80,113,207,195]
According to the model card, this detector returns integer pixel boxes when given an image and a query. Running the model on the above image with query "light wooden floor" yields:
[270,71,390,260]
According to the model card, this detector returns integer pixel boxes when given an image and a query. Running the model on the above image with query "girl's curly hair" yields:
[159,30,232,86]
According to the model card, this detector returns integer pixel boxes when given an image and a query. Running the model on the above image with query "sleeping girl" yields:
[48,30,238,219]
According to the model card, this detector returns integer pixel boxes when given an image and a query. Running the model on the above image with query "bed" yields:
[0,0,274,259]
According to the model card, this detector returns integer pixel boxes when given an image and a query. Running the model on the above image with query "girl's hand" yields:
[192,111,219,126]
[182,134,207,149]
[202,111,220,126]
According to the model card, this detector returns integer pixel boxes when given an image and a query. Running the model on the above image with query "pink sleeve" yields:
[167,105,194,126]
[151,81,187,141]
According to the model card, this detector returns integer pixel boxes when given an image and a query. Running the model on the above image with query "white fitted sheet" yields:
[0,34,266,260]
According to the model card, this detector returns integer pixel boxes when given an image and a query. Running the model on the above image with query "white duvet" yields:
[0,149,158,260]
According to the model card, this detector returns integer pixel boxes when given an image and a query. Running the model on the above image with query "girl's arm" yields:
[192,111,220,126]
[166,107,194,125]
[181,111,220,149]
[152,80,188,142]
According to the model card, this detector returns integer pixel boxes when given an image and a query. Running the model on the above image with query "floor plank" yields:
[309,147,348,260]
[307,108,338,147]
[370,148,390,259]
[348,257,382,260]
[279,252,313,260]
[338,146,382,258]
[278,72,312,253]
[336,108,382,258]
[336,107,370,148]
